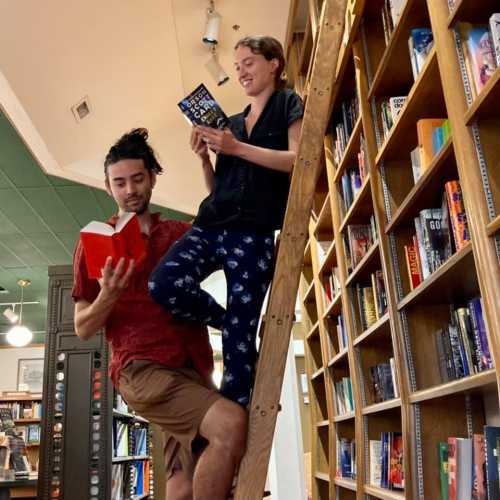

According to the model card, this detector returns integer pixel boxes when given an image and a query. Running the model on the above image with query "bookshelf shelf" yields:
[13,418,40,424]
[464,67,500,124]
[333,116,363,184]
[364,485,405,500]
[362,398,401,416]
[396,243,475,310]
[0,396,42,402]
[334,477,357,491]
[338,174,373,233]
[311,367,325,381]
[316,420,329,428]
[409,369,497,403]
[306,320,320,340]
[314,472,330,482]
[333,411,355,423]
[487,214,500,236]
[322,293,342,319]
[375,48,439,166]
[384,139,454,234]
[345,240,380,287]
[367,0,426,100]
[353,312,391,347]
[328,347,348,368]
[303,280,316,304]
[447,0,499,27]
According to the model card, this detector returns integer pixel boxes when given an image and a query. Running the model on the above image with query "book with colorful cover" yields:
[468,297,493,370]
[80,212,146,279]
[404,242,422,290]
[389,433,404,489]
[420,208,448,274]
[389,96,407,121]
[178,83,230,129]
[370,439,382,486]
[410,28,434,74]
[347,224,372,267]
[417,118,447,169]
[448,437,458,500]
[484,427,500,499]
[445,181,470,251]
[459,24,497,96]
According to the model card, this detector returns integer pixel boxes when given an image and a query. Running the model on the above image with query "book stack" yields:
[334,377,354,416]
[369,358,399,404]
[332,95,360,166]
[438,427,500,500]
[458,21,499,98]
[340,137,369,213]
[355,270,387,331]
[409,28,434,81]
[337,438,356,480]
[405,181,470,289]
[434,298,493,384]
[380,96,407,141]
[370,433,404,490]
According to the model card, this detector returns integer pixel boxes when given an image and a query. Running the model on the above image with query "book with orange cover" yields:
[80,213,146,279]
[417,118,446,169]
[445,180,470,251]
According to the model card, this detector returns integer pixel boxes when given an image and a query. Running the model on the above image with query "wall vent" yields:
[71,96,91,122]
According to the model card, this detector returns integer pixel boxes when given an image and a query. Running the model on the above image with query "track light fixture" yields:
[205,46,230,86]
[203,1,221,45]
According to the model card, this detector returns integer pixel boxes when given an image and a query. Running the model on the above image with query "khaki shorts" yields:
[118,360,221,478]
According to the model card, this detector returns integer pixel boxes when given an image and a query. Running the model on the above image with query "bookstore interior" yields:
[1,0,500,499]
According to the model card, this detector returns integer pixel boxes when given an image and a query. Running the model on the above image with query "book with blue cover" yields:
[178,83,229,129]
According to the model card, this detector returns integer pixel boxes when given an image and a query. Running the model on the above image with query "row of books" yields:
[321,266,341,307]
[434,298,493,384]
[339,135,369,213]
[336,438,356,480]
[345,216,377,272]
[334,377,354,416]
[112,461,151,500]
[337,314,348,352]
[1,401,42,420]
[411,119,452,183]
[404,182,470,290]
[355,270,387,332]
[370,432,404,490]
[438,426,500,500]
[380,96,406,141]
[16,424,41,445]
[332,95,360,166]
[457,18,500,99]
[369,358,399,404]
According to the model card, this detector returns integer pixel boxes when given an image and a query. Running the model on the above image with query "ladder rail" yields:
[234,1,348,498]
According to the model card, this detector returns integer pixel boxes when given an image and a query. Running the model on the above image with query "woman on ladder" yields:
[149,35,304,407]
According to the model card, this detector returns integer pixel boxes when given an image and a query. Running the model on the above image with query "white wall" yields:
[0,346,45,393]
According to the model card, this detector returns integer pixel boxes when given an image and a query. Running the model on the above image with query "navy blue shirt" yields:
[194,88,304,232]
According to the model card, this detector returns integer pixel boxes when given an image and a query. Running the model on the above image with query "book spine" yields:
[414,217,430,279]
[448,437,458,500]
[468,298,493,370]
[445,181,470,251]
[438,442,449,500]
[490,14,500,67]
[404,243,422,290]
[434,329,450,383]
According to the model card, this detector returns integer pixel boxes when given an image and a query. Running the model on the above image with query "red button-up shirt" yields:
[72,213,214,388]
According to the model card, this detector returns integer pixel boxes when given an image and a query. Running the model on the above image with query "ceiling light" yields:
[3,307,19,324]
[205,47,229,86]
[203,1,221,45]
[6,279,33,347]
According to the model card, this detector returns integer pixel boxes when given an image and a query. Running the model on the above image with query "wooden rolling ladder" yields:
[233,1,349,498]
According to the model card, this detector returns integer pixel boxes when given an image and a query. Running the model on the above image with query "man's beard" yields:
[124,191,151,215]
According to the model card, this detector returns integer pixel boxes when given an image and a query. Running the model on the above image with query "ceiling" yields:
[0,0,292,215]
[0,0,295,346]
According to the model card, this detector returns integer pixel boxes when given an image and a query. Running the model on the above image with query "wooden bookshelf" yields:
[292,0,500,498]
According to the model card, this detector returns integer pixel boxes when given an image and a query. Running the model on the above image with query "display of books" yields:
[178,83,229,129]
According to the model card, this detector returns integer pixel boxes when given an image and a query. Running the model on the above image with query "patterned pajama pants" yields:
[148,226,275,406]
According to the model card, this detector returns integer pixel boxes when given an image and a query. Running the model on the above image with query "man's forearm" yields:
[75,291,117,340]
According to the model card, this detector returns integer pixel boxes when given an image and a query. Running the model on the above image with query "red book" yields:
[448,437,458,500]
[445,181,470,251]
[389,433,404,489]
[80,213,146,278]
[473,434,486,500]
[404,243,422,290]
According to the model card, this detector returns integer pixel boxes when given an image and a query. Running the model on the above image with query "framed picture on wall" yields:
[17,358,44,393]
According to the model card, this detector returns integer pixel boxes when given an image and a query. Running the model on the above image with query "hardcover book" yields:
[416,118,446,169]
[410,28,434,75]
[445,181,470,251]
[389,433,404,489]
[472,434,486,500]
[178,83,230,129]
[80,212,146,279]
[490,14,500,67]
[347,224,372,268]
